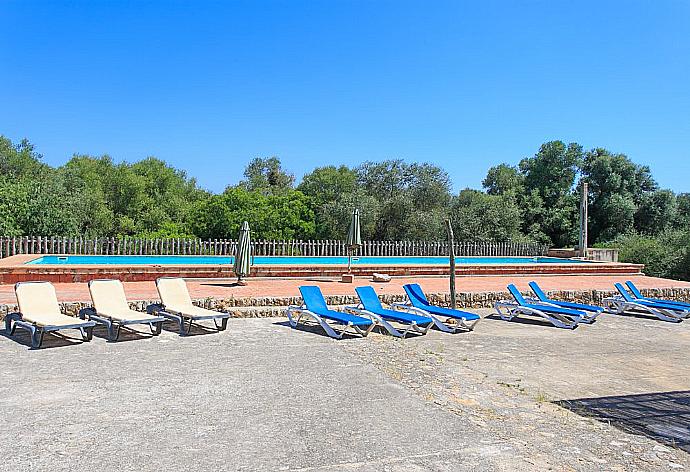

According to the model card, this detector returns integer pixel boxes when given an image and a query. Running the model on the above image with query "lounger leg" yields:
[151,321,163,336]
[428,315,456,333]
[81,326,94,342]
[214,317,229,331]
[370,316,403,337]
[107,323,121,342]
[31,327,44,349]
[180,317,193,335]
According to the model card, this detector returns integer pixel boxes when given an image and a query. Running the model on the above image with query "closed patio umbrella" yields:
[234,221,252,285]
[346,209,362,273]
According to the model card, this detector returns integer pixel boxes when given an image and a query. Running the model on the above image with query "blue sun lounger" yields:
[494,284,588,329]
[625,281,690,314]
[285,286,376,339]
[602,283,687,323]
[528,281,603,323]
[391,283,480,332]
[344,286,434,337]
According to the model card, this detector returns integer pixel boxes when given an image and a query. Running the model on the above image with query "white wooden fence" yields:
[0,236,548,259]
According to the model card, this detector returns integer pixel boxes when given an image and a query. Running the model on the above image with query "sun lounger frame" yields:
[391,284,480,333]
[344,286,433,337]
[527,281,602,323]
[344,304,432,337]
[79,307,165,341]
[153,278,231,335]
[603,283,687,323]
[285,305,376,339]
[5,313,95,349]
[390,302,478,332]
[625,281,690,315]
[6,282,96,348]
[493,285,580,329]
[150,304,230,335]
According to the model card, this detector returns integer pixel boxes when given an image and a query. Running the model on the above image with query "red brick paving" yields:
[1,274,688,304]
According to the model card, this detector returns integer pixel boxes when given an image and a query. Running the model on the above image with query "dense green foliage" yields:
[2,134,689,278]
[599,230,690,281]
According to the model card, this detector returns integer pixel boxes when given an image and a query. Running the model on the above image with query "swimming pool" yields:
[27,255,587,265]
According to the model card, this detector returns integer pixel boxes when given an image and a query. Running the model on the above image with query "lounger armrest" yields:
[146,303,165,315]
[391,303,429,317]
[524,297,561,309]
[344,305,371,318]
[78,307,97,320]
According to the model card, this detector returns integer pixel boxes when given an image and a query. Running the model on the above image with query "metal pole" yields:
[445,219,456,309]
[579,182,588,258]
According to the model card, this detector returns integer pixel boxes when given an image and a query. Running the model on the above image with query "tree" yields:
[520,141,582,205]
[635,190,677,235]
[297,165,357,207]
[518,141,582,246]
[581,148,658,242]
[240,157,294,194]
[189,187,315,240]
[483,164,524,196]
[674,193,690,228]
[354,160,451,239]
[316,191,380,240]
[450,189,523,242]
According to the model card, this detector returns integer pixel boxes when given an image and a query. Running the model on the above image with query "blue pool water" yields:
[26,255,586,266]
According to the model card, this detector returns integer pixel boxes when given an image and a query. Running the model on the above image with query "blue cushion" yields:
[420,304,481,321]
[522,302,586,318]
[318,308,374,326]
[300,285,373,326]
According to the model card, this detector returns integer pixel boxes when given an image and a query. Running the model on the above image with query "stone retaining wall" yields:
[2,287,690,321]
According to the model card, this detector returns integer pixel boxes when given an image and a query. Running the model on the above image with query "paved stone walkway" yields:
[1,274,688,304]
[1,311,688,471]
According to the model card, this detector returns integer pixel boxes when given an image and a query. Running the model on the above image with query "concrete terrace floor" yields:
[1,309,689,471]
[1,274,689,304]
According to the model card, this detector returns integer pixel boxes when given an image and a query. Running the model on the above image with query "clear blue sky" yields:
[2,1,689,193]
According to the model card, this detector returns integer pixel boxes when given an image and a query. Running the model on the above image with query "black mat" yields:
[557,390,690,452]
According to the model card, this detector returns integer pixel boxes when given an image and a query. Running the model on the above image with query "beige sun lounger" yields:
[154,277,230,335]
[85,279,165,341]
[6,281,96,348]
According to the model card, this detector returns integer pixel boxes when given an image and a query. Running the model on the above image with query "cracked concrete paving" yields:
[0,310,688,471]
